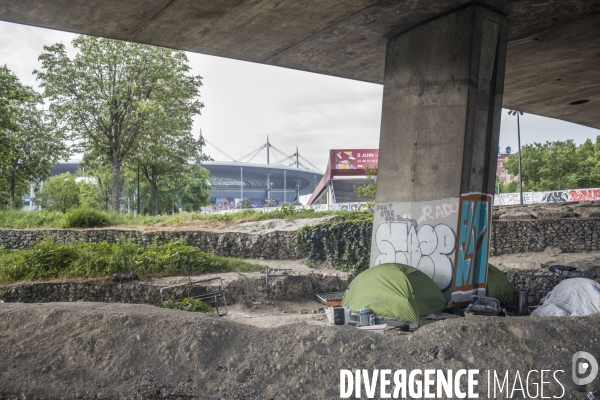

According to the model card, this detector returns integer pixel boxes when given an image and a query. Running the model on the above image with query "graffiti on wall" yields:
[452,193,492,302]
[541,191,569,203]
[373,219,455,293]
[569,189,600,202]
[494,186,600,205]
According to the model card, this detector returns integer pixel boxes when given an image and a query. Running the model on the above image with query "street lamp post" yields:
[508,110,524,205]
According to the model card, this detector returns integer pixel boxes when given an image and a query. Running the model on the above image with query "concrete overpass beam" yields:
[370,5,508,302]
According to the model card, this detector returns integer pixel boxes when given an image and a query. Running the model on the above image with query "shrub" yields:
[296,218,373,272]
[63,207,110,228]
[163,297,212,313]
[0,238,263,283]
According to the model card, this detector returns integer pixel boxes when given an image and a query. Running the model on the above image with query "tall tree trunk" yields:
[111,159,121,212]
[9,176,15,209]
[150,180,158,216]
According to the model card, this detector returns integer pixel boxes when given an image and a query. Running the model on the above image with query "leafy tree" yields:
[135,133,198,215]
[0,65,32,162]
[176,164,212,212]
[35,36,203,212]
[354,166,378,206]
[0,66,68,207]
[503,137,600,191]
[503,181,519,194]
[238,199,253,209]
[34,172,80,212]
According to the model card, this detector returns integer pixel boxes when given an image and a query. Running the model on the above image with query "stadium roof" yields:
[203,161,323,196]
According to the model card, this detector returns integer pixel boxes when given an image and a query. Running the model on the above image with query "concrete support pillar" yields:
[370,6,508,302]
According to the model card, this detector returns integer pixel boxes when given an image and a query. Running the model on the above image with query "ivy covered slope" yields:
[296,213,373,272]
[0,238,263,283]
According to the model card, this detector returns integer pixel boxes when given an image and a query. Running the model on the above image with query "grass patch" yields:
[0,206,362,229]
[0,238,264,284]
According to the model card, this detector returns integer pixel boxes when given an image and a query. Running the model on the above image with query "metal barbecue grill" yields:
[315,292,345,306]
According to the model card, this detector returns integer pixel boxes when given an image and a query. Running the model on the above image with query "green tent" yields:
[341,263,446,323]
[486,263,514,303]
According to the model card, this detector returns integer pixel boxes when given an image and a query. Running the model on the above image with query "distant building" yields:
[307,149,378,205]
[497,152,519,184]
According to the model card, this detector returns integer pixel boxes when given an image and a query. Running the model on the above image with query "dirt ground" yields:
[102,215,336,233]
[490,248,600,272]
[1,302,599,400]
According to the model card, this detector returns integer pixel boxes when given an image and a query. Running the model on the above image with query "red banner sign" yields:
[332,149,379,170]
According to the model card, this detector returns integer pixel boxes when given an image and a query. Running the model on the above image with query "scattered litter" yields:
[112,272,138,282]
[325,306,351,325]
[357,324,387,335]
[358,308,372,327]
[549,265,577,275]
[588,389,600,399]
[466,296,501,316]
[427,345,442,359]
[243,315,251,318]
[252,301,261,305]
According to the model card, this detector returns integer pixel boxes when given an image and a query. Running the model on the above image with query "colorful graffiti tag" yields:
[452,193,492,302]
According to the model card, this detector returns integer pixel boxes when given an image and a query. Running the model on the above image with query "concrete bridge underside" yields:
[0,0,598,129]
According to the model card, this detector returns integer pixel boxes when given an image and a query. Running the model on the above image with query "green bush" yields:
[163,297,212,313]
[296,218,373,272]
[63,207,110,228]
[0,238,263,283]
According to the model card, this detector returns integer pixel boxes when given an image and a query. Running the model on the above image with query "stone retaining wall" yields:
[504,269,597,306]
[2,270,596,310]
[491,218,600,255]
[0,274,351,307]
[2,218,600,258]
[0,228,302,259]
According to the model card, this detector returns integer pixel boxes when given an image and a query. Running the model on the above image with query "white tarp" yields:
[531,278,600,317]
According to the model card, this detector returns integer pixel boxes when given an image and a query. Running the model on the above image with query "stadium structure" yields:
[202,136,323,210]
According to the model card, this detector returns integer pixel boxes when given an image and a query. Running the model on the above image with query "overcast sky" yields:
[1,20,599,172]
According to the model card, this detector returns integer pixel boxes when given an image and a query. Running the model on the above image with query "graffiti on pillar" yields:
[541,191,568,203]
[569,189,600,202]
[420,202,459,222]
[452,193,493,302]
[373,219,455,293]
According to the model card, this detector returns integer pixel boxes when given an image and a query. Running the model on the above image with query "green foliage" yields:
[296,217,373,272]
[0,238,263,283]
[354,166,377,206]
[163,297,212,313]
[63,207,110,228]
[0,208,361,229]
[0,66,68,207]
[35,35,203,212]
[503,136,600,191]
[503,181,519,194]
[34,173,80,213]
[238,198,253,209]
[264,200,277,207]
